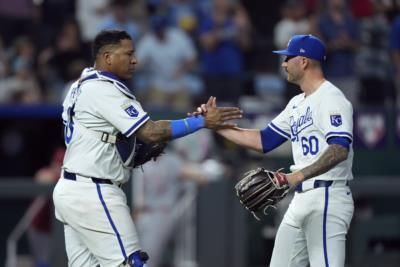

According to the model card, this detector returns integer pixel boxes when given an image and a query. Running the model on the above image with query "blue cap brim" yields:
[272,49,297,56]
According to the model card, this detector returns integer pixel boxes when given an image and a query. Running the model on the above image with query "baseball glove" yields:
[133,140,167,168]
[235,167,290,220]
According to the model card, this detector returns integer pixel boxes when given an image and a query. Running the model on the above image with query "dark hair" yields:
[92,30,132,59]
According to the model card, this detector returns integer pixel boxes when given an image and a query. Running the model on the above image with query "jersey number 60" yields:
[301,136,319,156]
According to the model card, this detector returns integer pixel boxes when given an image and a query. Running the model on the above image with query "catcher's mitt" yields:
[133,140,167,168]
[235,167,290,220]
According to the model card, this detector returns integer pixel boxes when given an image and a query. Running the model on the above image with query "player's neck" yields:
[93,62,111,73]
[300,75,325,97]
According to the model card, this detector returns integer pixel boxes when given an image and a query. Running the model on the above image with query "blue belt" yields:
[295,180,349,193]
[64,170,113,185]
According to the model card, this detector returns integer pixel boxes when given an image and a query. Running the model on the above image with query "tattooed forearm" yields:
[301,144,348,180]
[136,120,172,143]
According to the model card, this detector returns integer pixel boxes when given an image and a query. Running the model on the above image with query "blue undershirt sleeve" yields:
[327,136,351,150]
[260,126,288,153]
[170,116,205,139]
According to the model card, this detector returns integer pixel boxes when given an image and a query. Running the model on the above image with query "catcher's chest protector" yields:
[116,134,137,168]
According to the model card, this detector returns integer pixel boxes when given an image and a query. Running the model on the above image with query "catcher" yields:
[53,29,243,267]
[193,34,354,267]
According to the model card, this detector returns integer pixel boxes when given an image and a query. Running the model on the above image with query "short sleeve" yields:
[269,102,292,140]
[316,96,353,143]
[94,83,149,137]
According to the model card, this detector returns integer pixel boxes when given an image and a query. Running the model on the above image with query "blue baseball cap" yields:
[273,34,327,62]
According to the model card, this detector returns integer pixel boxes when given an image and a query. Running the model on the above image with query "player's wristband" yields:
[171,116,205,139]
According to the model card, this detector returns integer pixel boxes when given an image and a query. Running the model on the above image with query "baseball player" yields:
[196,35,354,267]
[133,131,224,267]
[52,29,242,267]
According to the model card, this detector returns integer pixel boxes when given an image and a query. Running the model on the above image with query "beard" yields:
[286,71,300,85]
[286,72,295,83]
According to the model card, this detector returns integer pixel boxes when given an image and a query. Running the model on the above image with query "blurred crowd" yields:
[0,0,398,110]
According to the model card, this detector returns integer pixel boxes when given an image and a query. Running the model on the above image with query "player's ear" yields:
[103,50,113,65]
[300,57,309,69]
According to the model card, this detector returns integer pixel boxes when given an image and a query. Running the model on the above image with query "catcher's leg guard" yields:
[121,250,149,267]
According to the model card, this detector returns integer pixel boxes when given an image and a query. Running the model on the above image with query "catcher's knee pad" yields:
[124,250,149,267]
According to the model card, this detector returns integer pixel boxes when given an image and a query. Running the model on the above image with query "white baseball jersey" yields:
[269,80,353,181]
[268,80,354,267]
[54,68,148,266]
[62,68,149,183]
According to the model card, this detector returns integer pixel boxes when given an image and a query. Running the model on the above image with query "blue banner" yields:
[0,105,62,119]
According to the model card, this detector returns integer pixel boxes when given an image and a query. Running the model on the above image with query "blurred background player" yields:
[28,147,65,267]
[133,131,226,267]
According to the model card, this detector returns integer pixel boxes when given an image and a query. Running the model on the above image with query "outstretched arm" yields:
[190,97,288,153]
[136,97,242,143]
[135,120,171,143]
[189,97,286,153]
[217,128,264,152]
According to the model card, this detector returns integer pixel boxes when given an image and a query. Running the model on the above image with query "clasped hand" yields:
[188,96,242,130]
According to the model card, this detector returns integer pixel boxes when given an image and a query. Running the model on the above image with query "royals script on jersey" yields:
[62,68,149,183]
[269,81,353,181]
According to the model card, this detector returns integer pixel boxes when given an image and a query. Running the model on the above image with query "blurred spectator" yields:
[0,0,36,46]
[38,0,76,47]
[0,37,42,104]
[130,0,149,29]
[0,37,10,79]
[304,0,320,14]
[168,0,199,36]
[136,15,200,111]
[146,0,165,15]
[252,61,285,111]
[390,13,400,106]
[193,0,213,16]
[355,0,394,106]
[274,0,310,51]
[197,0,251,104]
[315,0,360,106]
[28,147,65,267]
[97,0,141,40]
[350,0,374,18]
[273,0,310,101]
[61,59,89,102]
[76,0,108,42]
[38,19,89,102]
